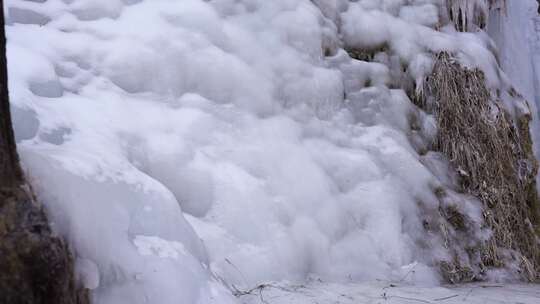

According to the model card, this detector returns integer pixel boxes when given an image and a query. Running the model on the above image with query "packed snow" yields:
[4,0,540,303]
[238,281,540,304]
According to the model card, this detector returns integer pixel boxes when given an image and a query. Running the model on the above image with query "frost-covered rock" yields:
[0,5,87,303]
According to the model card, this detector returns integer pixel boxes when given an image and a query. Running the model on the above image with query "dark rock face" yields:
[0,1,89,303]
[0,187,90,304]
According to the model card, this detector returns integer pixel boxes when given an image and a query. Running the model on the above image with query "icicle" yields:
[447,0,491,31]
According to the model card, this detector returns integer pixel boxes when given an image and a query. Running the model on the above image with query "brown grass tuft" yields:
[422,52,540,282]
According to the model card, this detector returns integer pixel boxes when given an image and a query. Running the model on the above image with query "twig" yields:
[225,258,248,285]
[385,295,432,303]
[232,284,271,297]
[433,294,459,301]
[258,287,269,304]
[479,285,503,288]
[233,283,304,298]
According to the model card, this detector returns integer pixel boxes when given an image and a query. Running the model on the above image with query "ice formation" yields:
[4,0,540,303]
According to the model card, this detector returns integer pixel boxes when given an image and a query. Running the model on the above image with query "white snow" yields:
[133,235,189,260]
[237,281,540,304]
[4,0,539,303]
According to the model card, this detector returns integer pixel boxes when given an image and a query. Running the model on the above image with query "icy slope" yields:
[488,0,540,171]
[4,0,537,303]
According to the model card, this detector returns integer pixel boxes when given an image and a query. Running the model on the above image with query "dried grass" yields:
[346,45,388,62]
[422,52,540,282]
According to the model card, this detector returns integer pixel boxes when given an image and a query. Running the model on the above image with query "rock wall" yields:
[0,1,89,302]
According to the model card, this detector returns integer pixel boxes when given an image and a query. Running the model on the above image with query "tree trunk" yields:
[0,1,89,303]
